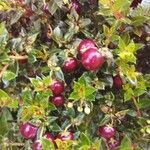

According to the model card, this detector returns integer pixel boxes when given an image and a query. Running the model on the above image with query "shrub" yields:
[0,0,150,149]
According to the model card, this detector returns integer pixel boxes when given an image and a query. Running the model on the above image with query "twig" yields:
[9,142,24,147]
[9,55,28,60]
[0,64,9,79]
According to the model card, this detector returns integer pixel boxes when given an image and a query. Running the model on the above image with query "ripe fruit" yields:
[57,132,74,141]
[44,132,55,142]
[130,0,142,8]
[78,39,97,55]
[63,57,78,73]
[20,123,38,139]
[33,140,42,150]
[71,0,81,14]
[50,80,65,95]
[98,125,116,139]
[81,48,105,71]
[113,75,123,88]
[51,95,65,107]
[107,139,120,150]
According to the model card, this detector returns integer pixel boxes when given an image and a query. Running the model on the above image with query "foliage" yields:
[0,0,150,149]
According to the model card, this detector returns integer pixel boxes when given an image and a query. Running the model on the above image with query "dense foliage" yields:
[0,0,150,150]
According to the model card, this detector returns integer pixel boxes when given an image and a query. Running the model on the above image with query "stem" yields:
[9,55,28,60]
[9,143,24,147]
[0,64,9,79]
[64,124,72,132]
[132,97,141,117]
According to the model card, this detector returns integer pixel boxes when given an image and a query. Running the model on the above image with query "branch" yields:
[9,55,28,60]
[9,142,24,147]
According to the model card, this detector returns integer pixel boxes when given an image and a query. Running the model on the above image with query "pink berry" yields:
[20,122,38,139]
[33,140,42,150]
[63,57,78,73]
[50,80,65,96]
[51,95,65,107]
[81,48,105,71]
[113,75,123,88]
[98,125,116,139]
[71,0,81,13]
[107,139,120,150]
[78,39,97,55]
[57,132,74,141]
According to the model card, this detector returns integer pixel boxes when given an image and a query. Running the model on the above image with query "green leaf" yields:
[118,38,126,51]
[137,98,150,109]
[2,71,16,81]
[80,133,91,146]
[120,135,132,150]
[42,138,55,150]
[0,89,18,108]
[69,75,96,101]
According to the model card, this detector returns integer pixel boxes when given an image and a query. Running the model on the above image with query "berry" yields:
[98,125,116,139]
[78,39,97,55]
[19,122,38,139]
[50,80,65,95]
[71,0,81,14]
[130,0,142,8]
[81,48,105,71]
[44,132,55,142]
[51,95,65,107]
[33,140,42,150]
[113,75,123,88]
[57,132,74,141]
[63,57,78,73]
[107,139,120,150]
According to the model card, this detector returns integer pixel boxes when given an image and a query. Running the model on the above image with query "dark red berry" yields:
[81,48,105,71]
[44,132,55,142]
[50,80,65,96]
[57,132,74,141]
[33,140,42,150]
[113,75,123,88]
[130,0,142,8]
[71,0,81,14]
[20,122,38,139]
[51,95,65,107]
[98,125,116,139]
[107,139,120,150]
[78,39,97,55]
[63,57,78,73]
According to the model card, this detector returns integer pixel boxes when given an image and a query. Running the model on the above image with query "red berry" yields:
[130,0,142,8]
[98,125,116,139]
[51,95,65,107]
[78,39,97,55]
[44,132,55,142]
[33,140,42,150]
[113,75,123,88]
[71,0,81,13]
[20,123,38,139]
[107,139,120,150]
[63,57,78,73]
[50,80,65,95]
[57,132,74,141]
[81,48,105,71]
